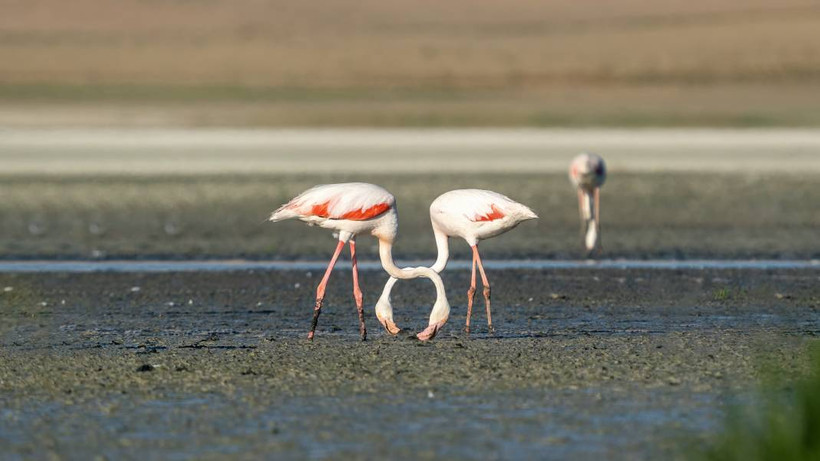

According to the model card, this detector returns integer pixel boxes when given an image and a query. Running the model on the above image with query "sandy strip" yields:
[2,128,820,174]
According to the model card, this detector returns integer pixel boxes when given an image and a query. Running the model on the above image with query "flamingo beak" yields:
[379,317,401,335]
[416,318,447,341]
[374,289,402,335]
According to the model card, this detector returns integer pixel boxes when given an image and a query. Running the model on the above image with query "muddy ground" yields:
[1,268,818,459]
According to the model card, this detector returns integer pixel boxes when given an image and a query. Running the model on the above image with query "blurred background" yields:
[1,0,819,260]
[3,0,820,127]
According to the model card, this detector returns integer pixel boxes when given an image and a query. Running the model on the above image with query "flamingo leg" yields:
[465,247,478,334]
[308,239,346,341]
[473,245,494,334]
[349,240,367,341]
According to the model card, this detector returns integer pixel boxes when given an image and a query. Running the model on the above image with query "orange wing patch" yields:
[474,204,505,222]
[340,202,391,220]
[310,202,331,217]
[306,201,390,220]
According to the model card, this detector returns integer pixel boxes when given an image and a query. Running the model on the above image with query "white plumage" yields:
[430,189,538,246]
[569,153,607,254]
[569,153,606,191]
[270,182,395,222]
[270,182,397,243]
[377,188,537,337]
[270,182,449,342]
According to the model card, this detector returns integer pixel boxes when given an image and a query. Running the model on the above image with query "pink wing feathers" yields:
[270,183,395,222]
[431,189,536,223]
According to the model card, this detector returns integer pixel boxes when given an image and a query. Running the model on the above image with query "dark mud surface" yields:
[1,267,818,459]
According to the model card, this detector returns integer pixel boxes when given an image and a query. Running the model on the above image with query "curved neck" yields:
[378,239,447,298]
[430,226,450,273]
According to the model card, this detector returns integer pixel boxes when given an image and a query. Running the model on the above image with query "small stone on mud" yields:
[136,364,154,372]
[130,286,141,293]
[3,286,12,292]
[667,377,681,386]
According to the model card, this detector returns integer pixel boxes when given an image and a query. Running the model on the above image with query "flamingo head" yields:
[374,289,401,335]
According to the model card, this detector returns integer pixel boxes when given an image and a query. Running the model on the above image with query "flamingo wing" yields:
[430,189,537,223]
[432,189,537,223]
[270,183,395,222]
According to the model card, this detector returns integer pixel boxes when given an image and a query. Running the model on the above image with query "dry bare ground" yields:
[2,0,820,126]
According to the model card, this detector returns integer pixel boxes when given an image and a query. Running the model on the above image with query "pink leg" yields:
[308,240,346,341]
[474,246,494,334]
[465,246,478,334]
[349,240,367,341]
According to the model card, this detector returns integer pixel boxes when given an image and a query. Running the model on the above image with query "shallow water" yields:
[1,259,818,273]
[0,388,722,460]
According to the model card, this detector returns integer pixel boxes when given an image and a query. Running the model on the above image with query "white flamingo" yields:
[375,189,537,337]
[569,153,606,255]
[270,182,449,341]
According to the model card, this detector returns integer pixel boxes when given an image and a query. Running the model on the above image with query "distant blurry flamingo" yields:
[376,189,537,336]
[569,153,606,256]
[270,183,450,341]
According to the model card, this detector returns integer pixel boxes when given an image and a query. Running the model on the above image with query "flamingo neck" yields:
[581,189,594,221]
[430,226,450,273]
[579,188,598,251]
[377,239,404,279]
[377,239,450,324]
[378,239,434,280]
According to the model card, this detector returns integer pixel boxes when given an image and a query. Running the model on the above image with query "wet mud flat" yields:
[1,267,819,459]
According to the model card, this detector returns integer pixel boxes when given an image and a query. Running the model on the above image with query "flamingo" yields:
[569,153,606,256]
[269,182,450,341]
[375,189,537,336]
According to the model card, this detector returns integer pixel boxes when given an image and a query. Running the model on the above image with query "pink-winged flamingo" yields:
[569,153,607,256]
[375,189,537,338]
[269,182,450,341]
